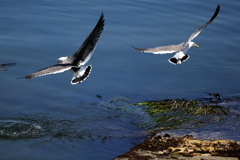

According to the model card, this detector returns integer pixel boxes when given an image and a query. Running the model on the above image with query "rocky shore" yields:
[114,95,240,160]
[114,134,240,160]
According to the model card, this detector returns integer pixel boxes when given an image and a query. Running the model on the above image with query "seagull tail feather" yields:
[71,65,92,85]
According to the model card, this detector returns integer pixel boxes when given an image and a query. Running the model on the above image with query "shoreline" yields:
[114,95,240,159]
[114,134,240,160]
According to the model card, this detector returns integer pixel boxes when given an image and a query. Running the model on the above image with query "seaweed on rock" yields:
[135,99,230,129]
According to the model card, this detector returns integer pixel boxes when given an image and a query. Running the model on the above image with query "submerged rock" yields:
[134,99,230,130]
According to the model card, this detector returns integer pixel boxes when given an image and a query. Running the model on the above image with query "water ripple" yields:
[0,120,42,138]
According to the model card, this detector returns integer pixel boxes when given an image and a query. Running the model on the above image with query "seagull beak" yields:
[194,44,199,48]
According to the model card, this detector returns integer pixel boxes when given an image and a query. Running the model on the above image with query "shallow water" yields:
[1,0,240,159]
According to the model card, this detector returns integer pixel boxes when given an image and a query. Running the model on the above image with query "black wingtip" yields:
[0,63,16,71]
[17,76,26,79]
[100,11,104,18]
[168,54,190,65]
[16,75,32,79]
[99,11,105,24]
[132,46,139,51]
[132,46,145,52]
[92,11,105,36]
[181,54,190,63]
[16,76,27,79]
[71,65,92,84]
[216,5,220,15]
[210,5,220,22]
[132,46,137,49]
[0,62,16,67]
[169,58,178,65]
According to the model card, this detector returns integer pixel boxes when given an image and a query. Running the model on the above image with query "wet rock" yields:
[114,134,240,160]
[134,99,230,130]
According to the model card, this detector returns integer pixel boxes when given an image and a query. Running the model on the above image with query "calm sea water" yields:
[1,0,240,159]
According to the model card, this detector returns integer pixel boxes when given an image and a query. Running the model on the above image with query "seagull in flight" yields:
[18,13,105,84]
[0,63,16,71]
[133,5,220,65]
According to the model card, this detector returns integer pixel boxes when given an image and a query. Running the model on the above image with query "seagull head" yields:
[58,56,68,64]
[189,42,199,49]
[194,43,199,48]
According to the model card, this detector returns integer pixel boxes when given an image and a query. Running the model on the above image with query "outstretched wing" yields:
[72,12,105,67]
[0,63,16,71]
[132,43,184,54]
[182,5,220,50]
[17,64,75,79]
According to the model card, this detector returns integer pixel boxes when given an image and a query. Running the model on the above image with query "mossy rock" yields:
[135,99,230,129]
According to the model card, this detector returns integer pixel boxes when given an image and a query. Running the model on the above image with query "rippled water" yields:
[1,0,240,159]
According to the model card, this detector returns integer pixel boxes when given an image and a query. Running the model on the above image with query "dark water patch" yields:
[99,96,156,129]
[0,114,113,142]
[0,98,151,160]
[0,98,151,143]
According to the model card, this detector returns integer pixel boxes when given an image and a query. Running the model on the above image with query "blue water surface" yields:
[1,0,240,159]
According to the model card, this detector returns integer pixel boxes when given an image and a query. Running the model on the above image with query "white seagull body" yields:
[133,5,220,65]
[18,13,105,84]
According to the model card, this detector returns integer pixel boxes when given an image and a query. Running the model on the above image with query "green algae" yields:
[135,99,230,129]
